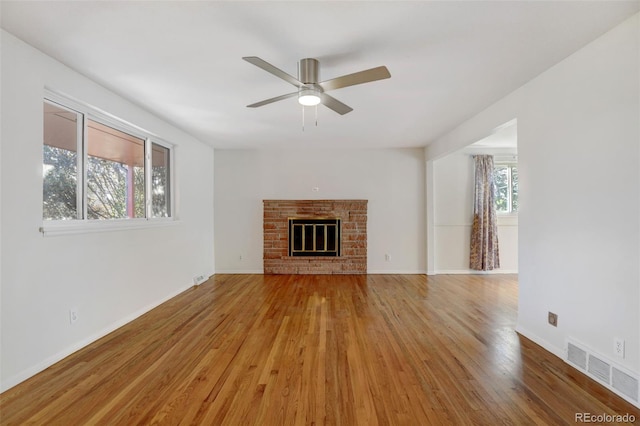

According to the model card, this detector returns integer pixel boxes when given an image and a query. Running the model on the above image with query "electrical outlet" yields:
[614,338,625,358]
[385,254,391,261]
[548,312,558,327]
[69,308,78,325]
[239,254,243,261]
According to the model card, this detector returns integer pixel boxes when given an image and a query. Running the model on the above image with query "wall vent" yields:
[567,342,587,369]
[566,338,639,407]
[193,274,208,286]
[588,354,611,383]
[612,366,639,402]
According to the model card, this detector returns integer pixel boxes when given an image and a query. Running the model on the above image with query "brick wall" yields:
[263,200,367,274]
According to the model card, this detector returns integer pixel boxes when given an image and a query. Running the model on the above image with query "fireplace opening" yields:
[289,218,341,257]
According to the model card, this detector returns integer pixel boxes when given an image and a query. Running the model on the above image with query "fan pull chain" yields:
[301,106,318,131]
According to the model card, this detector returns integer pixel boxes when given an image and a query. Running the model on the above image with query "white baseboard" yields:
[518,327,640,409]
[0,282,195,393]
[434,269,518,275]
[215,270,429,275]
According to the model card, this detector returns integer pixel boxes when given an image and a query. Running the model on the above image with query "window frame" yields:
[41,90,176,236]
[494,161,518,215]
[43,99,84,220]
[148,140,173,219]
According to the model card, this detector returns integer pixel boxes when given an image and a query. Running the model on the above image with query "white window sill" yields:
[40,218,178,237]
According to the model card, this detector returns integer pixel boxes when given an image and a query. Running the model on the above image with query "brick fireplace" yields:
[263,200,367,274]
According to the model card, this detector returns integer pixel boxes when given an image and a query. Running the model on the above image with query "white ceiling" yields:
[2,1,638,150]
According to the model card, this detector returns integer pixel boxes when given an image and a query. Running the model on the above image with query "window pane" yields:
[86,120,145,219]
[151,142,171,218]
[511,166,519,212]
[43,102,79,220]
[494,165,509,213]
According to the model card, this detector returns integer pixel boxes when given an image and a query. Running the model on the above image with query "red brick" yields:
[263,199,367,274]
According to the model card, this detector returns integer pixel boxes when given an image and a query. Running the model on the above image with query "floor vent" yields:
[566,339,639,406]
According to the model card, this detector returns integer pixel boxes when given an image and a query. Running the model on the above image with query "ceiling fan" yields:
[243,56,391,115]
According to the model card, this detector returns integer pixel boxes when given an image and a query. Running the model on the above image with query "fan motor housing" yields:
[298,58,319,84]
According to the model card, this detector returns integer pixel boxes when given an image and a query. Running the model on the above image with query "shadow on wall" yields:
[432,120,518,274]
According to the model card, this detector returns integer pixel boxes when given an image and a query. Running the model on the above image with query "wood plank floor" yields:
[1,274,639,425]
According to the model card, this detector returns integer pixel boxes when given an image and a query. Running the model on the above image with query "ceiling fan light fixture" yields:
[298,88,321,106]
[243,56,390,115]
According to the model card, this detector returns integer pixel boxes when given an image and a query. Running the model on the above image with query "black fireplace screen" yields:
[288,218,341,257]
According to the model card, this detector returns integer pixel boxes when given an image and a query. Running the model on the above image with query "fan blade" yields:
[320,93,353,115]
[243,56,303,88]
[319,66,390,91]
[247,92,298,108]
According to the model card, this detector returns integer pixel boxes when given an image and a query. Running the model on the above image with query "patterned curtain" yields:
[470,155,500,271]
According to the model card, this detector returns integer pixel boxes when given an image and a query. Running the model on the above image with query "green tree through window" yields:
[43,98,172,222]
[43,145,77,220]
[494,164,518,213]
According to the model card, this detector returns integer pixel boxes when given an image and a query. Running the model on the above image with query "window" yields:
[43,102,81,220]
[151,143,171,218]
[43,95,174,227]
[494,163,518,214]
[86,119,146,219]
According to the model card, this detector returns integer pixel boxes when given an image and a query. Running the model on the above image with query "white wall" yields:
[427,14,640,381]
[433,148,518,273]
[214,148,425,274]
[0,31,215,391]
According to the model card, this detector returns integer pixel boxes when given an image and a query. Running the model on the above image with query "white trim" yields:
[494,154,518,163]
[149,139,175,219]
[144,138,153,218]
[44,88,156,139]
[40,218,178,237]
[434,223,518,227]
[434,223,519,229]
[86,112,148,144]
[0,281,195,393]
[425,159,436,275]
[212,270,430,275]
[565,337,640,408]
[215,270,515,275]
[82,109,89,220]
[434,269,518,275]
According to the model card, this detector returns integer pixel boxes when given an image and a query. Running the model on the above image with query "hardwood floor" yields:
[1,274,638,425]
